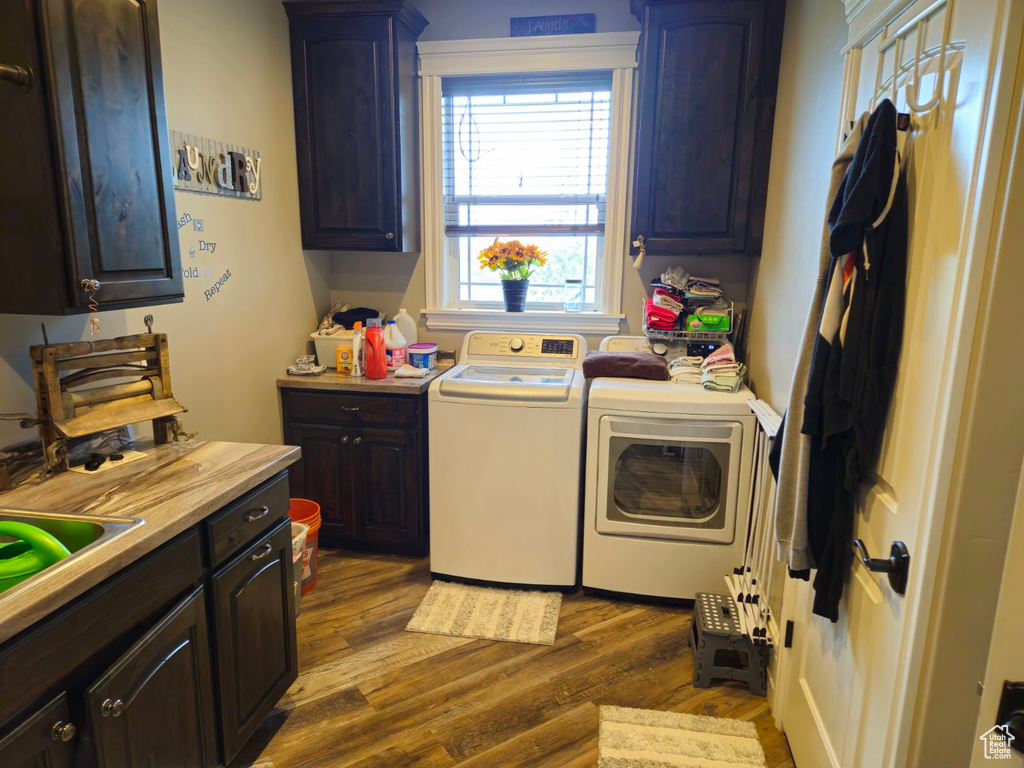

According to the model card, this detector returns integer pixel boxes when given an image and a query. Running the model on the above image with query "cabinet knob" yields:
[353,437,362,446]
[340,436,349,444]
[51,721,76,742]
[80,278,101,293]
[385,232,395,240]
[101,699,124,718]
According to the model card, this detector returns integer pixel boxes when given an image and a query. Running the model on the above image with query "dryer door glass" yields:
[611,442,726,527]
[596,416,743,543]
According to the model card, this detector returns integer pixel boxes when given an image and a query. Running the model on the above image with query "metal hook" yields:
[905,8,950,113]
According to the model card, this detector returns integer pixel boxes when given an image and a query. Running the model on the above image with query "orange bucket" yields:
[288,499,322,595]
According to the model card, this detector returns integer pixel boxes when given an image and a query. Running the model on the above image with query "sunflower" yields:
[477,238,548,281]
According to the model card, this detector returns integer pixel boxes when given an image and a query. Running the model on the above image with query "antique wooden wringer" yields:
[28,332,189,473]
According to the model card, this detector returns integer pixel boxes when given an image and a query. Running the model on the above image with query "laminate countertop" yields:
[276,362,453,395]
[0,440,300,645]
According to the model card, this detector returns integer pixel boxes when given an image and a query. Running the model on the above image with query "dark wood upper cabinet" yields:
[87,587,218,768]
[0,0,183,315]
[629,0,785,257]
[285,0,427,252]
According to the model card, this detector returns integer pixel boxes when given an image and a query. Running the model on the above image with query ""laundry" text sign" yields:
[170,131,262,201]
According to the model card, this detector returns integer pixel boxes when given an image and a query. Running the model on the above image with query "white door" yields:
[783,1,1024,765]
[970,460,1024,767]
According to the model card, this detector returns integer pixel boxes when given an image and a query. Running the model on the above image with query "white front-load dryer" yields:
[582,346,755,600]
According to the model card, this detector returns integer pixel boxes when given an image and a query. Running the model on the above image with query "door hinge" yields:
[784,620,794,649]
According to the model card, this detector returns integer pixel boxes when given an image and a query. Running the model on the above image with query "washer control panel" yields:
[465,333,579,359]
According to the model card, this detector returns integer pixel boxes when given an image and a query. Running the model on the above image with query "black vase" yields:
[501,280,529,312]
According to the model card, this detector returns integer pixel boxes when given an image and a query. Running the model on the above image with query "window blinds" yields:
[441,72,613,236]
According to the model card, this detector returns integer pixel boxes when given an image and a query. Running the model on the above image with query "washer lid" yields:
[588,378,753,415]
[439,365,574,402]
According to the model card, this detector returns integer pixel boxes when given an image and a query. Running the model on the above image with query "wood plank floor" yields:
[233,550,795,768]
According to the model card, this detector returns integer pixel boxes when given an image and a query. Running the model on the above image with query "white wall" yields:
[0,0,329,449]
[745,0,848,410]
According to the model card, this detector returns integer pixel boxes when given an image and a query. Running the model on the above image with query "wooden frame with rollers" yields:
[28,333,186,472]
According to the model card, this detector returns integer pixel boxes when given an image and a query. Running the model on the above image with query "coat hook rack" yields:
[870,0,959,117]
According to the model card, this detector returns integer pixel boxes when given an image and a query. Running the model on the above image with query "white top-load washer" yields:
[583,336,755,600]
[428,332,587,588]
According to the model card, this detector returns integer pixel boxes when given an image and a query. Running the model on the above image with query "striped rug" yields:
[405,581,561,645]
[599,706,767,768]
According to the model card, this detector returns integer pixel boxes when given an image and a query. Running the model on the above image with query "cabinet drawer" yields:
[284,391,420,428]
[205,471,290,567]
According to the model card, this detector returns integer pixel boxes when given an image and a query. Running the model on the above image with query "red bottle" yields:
[364,319,387,379]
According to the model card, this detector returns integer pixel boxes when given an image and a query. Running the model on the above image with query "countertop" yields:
[0,439,300,645]
[276,362,453,395]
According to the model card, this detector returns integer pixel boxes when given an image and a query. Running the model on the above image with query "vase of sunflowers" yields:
[477,238,547,312]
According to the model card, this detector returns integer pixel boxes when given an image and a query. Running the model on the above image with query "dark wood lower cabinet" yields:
[281,388,429,555]
[87,587,217,768]
[211,518,298,764]
[0,693,75,768]
[0,472,297,768]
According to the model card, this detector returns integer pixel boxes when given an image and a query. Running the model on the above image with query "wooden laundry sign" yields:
[170,131,262,200]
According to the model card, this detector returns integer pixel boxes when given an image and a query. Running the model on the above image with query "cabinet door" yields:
[0,693,76,768]
[87,587,217,768]
[351,427,423,551]
[284,422,357,541]
[289,16,399,251]
[630,0,783,256]
[42,0,182,308]
[210,519,298,764]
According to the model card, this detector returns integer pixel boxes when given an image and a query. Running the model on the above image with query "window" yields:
[418,32,639,332]
[443,73,612,310]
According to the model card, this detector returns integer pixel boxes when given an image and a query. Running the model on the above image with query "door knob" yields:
[51,721,76,742]
[852,539,910,594]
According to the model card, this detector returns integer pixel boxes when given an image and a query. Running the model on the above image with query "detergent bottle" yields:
[394,308,417,345]
[383,320,407,371]
[351,322,364,377]
[365,319,387,379]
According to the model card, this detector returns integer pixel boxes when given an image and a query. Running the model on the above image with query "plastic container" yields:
[290,522,308,616]
[351,322,364,377]
[384,320,407,371]
[0,522,71,594]
[287,499,322,595]
[408,342,438,370]
[394,308,418,345]
[311,330,350,369]
[365,319,387,379]
[333,331,355,374]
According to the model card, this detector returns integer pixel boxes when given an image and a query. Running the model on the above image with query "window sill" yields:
[423,308,624,334]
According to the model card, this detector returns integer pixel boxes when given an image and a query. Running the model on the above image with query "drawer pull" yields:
[245,505,270,523]
[340,405,360,412]
[251,543,273,561]
[51,721,76,742]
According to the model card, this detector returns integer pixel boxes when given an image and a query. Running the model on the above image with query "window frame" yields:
[418,32,639,333]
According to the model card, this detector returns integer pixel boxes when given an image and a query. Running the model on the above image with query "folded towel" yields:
[650,279,684,297]
[645,298,679,329]
[394,364,430,378]
[668,355,703,385]
[703,362,743,376]
[701,362,747,393]
[701,343,737,371]
[662,266,690,291]
[583,352,670,381]
[652,290,683,313]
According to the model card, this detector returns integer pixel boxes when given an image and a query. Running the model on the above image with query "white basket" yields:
[291,522,309,563]
[310,331,349,368]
